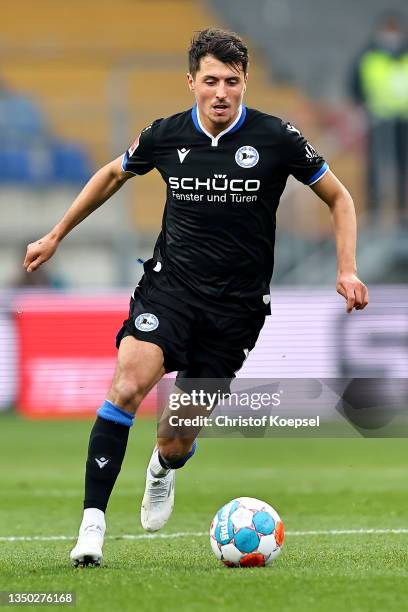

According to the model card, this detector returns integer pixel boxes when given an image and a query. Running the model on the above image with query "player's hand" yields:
[23,233,60,273]
[336,273,368,313]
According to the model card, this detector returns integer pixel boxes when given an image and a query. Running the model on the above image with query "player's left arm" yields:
[311,170,369,313]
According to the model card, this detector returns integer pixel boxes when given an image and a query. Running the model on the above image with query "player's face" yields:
[187,54,247,135]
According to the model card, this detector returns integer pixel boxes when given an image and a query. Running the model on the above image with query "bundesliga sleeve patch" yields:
[127,123,153,156]
[128,135,140,156]
[122,122,155,176]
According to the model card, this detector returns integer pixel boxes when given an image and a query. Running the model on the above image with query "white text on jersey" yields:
[169,175,260,192]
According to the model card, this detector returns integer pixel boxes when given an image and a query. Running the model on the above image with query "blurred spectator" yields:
[350,12,408,224]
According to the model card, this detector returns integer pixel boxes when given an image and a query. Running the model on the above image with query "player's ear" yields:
[243,73,248,92]
[187,73,195,92]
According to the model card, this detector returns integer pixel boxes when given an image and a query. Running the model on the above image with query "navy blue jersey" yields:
[122,105,328,316]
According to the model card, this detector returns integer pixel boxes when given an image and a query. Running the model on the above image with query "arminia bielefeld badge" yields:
[135,313,159,332]
[235,146,259,168]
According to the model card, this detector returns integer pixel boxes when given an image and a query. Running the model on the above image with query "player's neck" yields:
[199,107,242,137]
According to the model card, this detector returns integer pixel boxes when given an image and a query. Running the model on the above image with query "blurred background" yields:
[0,0,407,417]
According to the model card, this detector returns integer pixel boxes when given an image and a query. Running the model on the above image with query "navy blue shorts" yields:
[116,275,265,392]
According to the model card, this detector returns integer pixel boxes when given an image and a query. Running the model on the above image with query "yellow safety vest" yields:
[360,50,408,118]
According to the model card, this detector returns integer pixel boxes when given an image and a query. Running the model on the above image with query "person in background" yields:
[350,12,408,225]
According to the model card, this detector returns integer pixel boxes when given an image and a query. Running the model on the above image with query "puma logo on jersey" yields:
[177,148,191,163]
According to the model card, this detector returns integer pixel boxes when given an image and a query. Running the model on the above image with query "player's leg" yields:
[70,336,165,566]
[141,308,267,531]
[141,387,198,532]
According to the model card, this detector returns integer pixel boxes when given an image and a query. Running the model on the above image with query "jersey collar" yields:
[191,104,247,147]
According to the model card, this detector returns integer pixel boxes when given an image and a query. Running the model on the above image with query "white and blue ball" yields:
[210,497,284,567]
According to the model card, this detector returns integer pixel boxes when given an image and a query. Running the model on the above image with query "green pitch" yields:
[0,414,408,612]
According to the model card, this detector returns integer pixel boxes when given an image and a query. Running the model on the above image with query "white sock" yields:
[81,508,106,532]
[149,447,169,477]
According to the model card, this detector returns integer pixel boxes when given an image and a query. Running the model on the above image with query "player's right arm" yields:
[23,156,131,273]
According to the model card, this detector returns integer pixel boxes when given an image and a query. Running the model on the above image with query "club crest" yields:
[235,146,259,168]
[135,313,159,332]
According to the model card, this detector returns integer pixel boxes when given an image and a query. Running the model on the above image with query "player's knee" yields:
[157,438,194,465]
[109,375,151,412]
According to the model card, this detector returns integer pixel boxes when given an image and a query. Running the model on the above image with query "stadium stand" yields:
[0,92,45,141]
[209,0,408,98]
[0,86,92,185]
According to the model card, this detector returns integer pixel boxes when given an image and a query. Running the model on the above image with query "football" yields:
[210,497,284,567]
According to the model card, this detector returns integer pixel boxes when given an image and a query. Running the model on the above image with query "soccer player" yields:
[23,28,368,567]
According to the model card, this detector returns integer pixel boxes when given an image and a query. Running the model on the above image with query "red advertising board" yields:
[14,293,157,418]
[11,287,407,418]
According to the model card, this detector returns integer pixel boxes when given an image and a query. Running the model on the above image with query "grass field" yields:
[1,414,408,611]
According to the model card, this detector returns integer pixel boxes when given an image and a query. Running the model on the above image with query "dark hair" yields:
[189,28,249,76]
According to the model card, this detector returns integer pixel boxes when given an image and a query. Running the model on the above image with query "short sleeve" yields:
[121,121,159,176]
[280,121,329,186]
